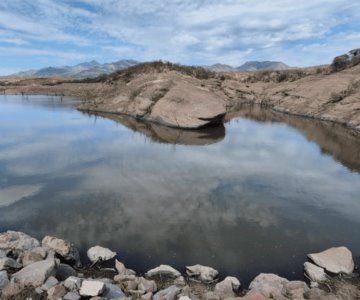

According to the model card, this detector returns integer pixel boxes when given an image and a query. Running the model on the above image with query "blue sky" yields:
[0,0,360,75]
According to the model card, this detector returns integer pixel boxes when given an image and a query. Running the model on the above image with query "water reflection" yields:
[0,96,360,285]
[85,112,225,145]
[227,104,360,173]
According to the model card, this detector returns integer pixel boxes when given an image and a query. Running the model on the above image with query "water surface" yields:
[0,95,360,285]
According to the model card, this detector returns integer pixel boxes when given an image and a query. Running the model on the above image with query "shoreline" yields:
[1,231,359,299]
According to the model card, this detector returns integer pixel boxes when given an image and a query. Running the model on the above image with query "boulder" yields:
[0,257,22,270]
[0,270,9,289]
[64,276,82,291]
[174,276,186,287]
[249,273,289,298]
[153,285,181,300]
[186,264,218,282]
[204,291,220,300]
[41,276,58,291]
[56,263,77,281]
[308,247,354,274]
[0,250,6,258]
[116,259,136,275]
[102,283,126,299]
[47,284,66,300]
[304,262,328,282]
[42,236,80,264]
[0,281,26,298]
[87,245,116,263]
[141,292,153,300]
[284,280,309,299]
[64,291,81,300]
[237,291,268,300]
[146,264,181,278]
[12,259,56,287]
[138,276,157,293]
[20,250,44,267]
[114,274,139,291]
[179,297,191,300]
[214,276,241,298]
[0,231,40,252]
[79,280,105,297]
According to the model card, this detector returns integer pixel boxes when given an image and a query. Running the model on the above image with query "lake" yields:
[0,95,359,285]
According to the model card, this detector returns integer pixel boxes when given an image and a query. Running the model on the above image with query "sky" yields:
[0,0,360,75]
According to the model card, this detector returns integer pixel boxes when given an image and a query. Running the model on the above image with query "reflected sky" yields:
[0,95,360,285]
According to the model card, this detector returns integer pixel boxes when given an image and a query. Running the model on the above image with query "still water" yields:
[0,95,359,285]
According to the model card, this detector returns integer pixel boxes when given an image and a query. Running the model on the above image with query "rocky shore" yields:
[0,231,359,300]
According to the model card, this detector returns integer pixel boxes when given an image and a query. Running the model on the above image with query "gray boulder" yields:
[63,291,81,300]
[0,231,40,252]
[214,276,241,298]
[12,258,56,287]
[249,273,289,298]
[304,262,328,282]
[0,270,9,289]
[146,264,181,278]
[308,246,354,274]
[186,264,218,282]
[103,283,126,299]
[87,245,116,263]
[47,284,67,300]
[56,263,77,281]
[0,257,22,270]
[153,286,181,300]
[79,280,105,297]
[64,276,82,291]
[41,275,58,291]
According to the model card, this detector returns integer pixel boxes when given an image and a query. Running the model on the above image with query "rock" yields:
[87,245,116,263]
[103,283,126,299]
[308,246,354,274]
[146,265,181,278]
[0,281,26,298]
[41,276,58,291]
[138,277,157,293]
[56,263,77,281]
[115,259,136,275]
[0,257,22,270]
[304,262,328,282]
[114,274,139,291]
[249,273,289,298]
[79,280,106,297]
[64,291,81,300]
[12,259,56,287]
[47,284,66,300]
[0,231,40,252]
[204,291,220,300]
[0,270,9,289]
[174,276,186,287]
[149,81,226,129]
[141,292,153,300]
[186,264,218,282]
[42,236,80,264]
[153,286,181,300]
[32,246,48,258]
[129,289,146,297]
[304,287,327,299]
[214,276,241,298]
[20,250,44,267]
[0,250,6,258]
[238,291,268,300]
[179,297,191,300]
[284,280,309,299]
[64,276,82,291]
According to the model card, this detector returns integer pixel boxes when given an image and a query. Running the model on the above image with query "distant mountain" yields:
[236,61,290,71]
[207,63,235,72]
[10,59,139,79]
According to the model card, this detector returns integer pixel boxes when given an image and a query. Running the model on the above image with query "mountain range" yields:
[8,60,291,79]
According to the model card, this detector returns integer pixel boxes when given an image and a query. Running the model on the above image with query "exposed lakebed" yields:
[0,95,359,285]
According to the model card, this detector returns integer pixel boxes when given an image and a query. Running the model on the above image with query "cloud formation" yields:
[0,0,359,74]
